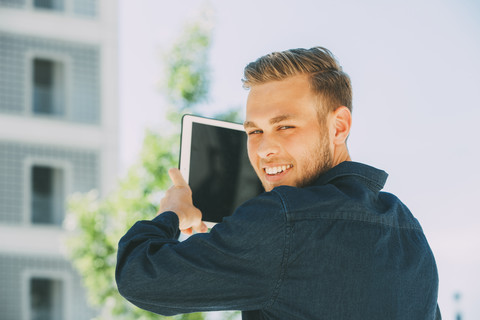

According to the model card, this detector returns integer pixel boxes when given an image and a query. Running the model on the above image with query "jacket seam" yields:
[287,209,423,231]
[263,190,293,310]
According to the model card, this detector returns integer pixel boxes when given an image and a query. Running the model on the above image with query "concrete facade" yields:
[0,1,118,319]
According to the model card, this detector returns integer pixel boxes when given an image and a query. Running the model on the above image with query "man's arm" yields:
[115,171,288,316]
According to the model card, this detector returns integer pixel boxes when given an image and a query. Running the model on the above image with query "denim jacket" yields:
[116,161,440,319]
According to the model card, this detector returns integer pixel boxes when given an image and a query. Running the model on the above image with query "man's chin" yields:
[262,183,273,192]
[261,180,294,192]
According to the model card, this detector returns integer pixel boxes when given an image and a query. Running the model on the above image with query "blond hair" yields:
[242,47,352,114]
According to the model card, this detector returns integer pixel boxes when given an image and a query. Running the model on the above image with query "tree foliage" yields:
[163,6,214,115]
[66,132,181,320]
[65,6,241,320]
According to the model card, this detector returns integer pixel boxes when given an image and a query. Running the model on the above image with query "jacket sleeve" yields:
[115,192,288,316]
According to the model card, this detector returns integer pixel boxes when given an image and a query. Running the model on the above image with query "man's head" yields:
[243,47,352,191]
[243,47,352,119]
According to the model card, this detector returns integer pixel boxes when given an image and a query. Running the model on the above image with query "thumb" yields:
[168,168,188,187]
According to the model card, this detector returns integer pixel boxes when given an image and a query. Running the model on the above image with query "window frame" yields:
[25,50,72,120]
[23,157,72,227]
[27,0,72,14]
[22,269,72,320]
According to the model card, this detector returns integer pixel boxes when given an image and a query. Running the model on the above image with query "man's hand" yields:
[158,168,208,235]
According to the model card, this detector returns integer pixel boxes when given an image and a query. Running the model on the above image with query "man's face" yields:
[244,75,333,192]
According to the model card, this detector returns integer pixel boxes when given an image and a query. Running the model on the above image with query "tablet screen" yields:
[180,115,263,225]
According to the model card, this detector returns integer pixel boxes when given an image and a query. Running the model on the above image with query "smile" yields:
[264,164,293,175]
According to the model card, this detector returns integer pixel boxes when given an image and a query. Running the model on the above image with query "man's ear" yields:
[332,106,352,145]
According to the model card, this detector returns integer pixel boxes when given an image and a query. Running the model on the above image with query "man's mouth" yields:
[264,164,293,175]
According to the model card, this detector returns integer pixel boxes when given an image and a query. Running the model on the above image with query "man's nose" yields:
[256,135,280,159]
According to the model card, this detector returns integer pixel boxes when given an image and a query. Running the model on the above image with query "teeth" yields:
[265,165,292,175]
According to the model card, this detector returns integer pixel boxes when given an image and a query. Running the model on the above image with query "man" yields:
[116,47,440,319]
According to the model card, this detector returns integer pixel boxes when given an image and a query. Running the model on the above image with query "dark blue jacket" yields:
[116,161,440,319]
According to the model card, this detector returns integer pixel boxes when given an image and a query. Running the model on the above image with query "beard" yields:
[252,124,335,192]
[294,131,333,189]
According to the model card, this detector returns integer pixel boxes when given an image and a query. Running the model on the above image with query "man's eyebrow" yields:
[269,114,295,125]
[244,114,296,129]
[243,120,256,129]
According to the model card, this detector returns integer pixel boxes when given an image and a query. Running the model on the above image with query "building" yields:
[0,1,118,319]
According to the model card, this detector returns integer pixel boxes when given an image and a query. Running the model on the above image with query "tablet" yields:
[180,114,263,227]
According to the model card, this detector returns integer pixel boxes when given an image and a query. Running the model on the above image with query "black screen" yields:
[189,122,263,223]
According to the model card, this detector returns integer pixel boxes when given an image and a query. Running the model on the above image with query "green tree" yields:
[66,6,240,320]
[66,132,182,320]
[164,10,212,111]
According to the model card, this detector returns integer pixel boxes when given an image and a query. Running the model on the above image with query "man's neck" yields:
[332,145,351,167]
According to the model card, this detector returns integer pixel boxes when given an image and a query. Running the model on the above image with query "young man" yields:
[116,47,440,319]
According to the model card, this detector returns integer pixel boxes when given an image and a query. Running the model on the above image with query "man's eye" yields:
[248,130,262,135]
[279,126,294,130]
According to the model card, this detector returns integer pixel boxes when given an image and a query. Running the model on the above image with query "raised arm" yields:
[115,185,288,316]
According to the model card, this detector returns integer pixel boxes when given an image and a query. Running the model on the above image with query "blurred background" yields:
[0,0,478,319]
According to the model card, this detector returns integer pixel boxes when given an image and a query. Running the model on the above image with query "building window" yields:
[31,165,65,225]
[33,0,64,11]
[32,57,66,117]
[30,277,64,320]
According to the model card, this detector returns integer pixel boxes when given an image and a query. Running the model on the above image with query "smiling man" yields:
[243,74,348,192]
[116,47,441,319]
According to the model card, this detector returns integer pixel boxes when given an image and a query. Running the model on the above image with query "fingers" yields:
[181,221,208,235]
[165,168,208,235]
[181,227,193,235]
[168,168,188,187]
[193,221,208,234]
[180,208,208,235]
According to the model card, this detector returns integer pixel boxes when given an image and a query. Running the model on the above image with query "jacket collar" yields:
[314,161,388,192]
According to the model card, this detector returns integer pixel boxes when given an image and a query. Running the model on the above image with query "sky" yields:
[118,1,480,318]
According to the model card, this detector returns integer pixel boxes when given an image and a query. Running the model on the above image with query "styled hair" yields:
[242,47,352,115]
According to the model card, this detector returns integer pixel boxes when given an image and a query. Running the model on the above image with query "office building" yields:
[0,1,118,319]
